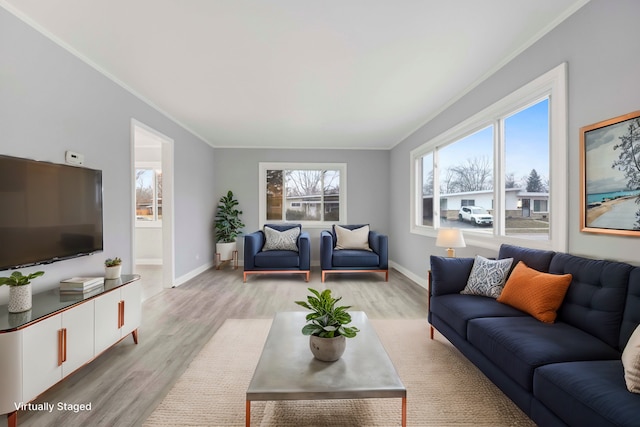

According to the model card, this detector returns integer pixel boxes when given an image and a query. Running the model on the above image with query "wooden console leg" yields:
[8,410,17,427]
[246,401,251,427]
[132,329,139,344]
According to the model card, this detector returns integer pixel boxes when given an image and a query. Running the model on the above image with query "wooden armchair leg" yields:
[430,325,434,340]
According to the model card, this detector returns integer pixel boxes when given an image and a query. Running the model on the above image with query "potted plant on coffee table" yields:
[0,270,45,313]
[295,287,360,362]
[214,190,245,262]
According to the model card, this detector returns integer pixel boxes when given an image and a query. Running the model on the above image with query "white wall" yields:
[213,148,390,264]
[390,0,640,284]
[0,8,216,302]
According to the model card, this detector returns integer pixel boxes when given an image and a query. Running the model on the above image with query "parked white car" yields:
[458,206,493,226]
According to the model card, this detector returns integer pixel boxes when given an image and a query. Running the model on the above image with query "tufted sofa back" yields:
[550,253,633,350]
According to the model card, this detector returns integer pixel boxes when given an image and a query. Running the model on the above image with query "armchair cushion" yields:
[262,225,300,252]
[334,224,372,251]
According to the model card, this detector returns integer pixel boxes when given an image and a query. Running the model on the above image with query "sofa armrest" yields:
[429,255,474,296]
[243,231,264,270]
[298,232,311,270]
[320,230,334,270]
[369,231,388,269]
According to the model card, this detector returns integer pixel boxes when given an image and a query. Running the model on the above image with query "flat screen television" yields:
[0,155,103,271]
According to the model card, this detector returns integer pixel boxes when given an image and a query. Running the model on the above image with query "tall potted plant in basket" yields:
[0,271,45,313]
[295,288,360,362]
[215,190,245,261]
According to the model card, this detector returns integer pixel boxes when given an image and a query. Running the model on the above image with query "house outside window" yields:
[259,163,346,227]
[410,64,567,251]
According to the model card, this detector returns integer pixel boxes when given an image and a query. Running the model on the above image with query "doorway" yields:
[131,120,175,300]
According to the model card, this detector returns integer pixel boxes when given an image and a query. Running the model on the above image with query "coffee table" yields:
[246,311,406,426]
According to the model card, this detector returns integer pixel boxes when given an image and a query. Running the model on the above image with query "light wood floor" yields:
[17,267,428,427]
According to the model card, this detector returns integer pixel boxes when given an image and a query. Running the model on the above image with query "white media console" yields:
[0,275,141,427]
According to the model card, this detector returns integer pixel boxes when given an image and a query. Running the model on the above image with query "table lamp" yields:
[435,228,466,257]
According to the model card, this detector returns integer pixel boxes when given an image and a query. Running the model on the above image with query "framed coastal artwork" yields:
[580,110,640,235]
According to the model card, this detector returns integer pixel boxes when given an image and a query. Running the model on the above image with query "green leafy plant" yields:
[295,288,360,338]
[215,190,245,243]
[0,271,45,287]
[105,257,122,267]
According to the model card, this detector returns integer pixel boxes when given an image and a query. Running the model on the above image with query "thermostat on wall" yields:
[65,150,84,165]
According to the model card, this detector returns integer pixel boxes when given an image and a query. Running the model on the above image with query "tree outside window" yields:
[136,168,162,222]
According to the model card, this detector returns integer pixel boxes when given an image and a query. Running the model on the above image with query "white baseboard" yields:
[389,260,428,289]
[174,261,214,287]
[135,258,163,265]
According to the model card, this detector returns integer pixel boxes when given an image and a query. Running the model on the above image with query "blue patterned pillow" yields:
[262,226,300,252]
[460,255,513,298]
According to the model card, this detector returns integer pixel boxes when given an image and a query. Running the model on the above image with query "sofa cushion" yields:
[461,255,513,298]
[498,243,555,274]
[254,250,300,268]
[467,316,621,391]
[550,253,633,348]
[262,225,300,252]
[430,256,475,296]
[430,294,528,338]
[334,224,372,251]
[620,267,640,350]
[535,360,640,427]
[622,324,640,393]
[332,250,379,268]
[497,261,572,323]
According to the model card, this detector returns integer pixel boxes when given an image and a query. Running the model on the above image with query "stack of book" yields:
[59,277,104,294]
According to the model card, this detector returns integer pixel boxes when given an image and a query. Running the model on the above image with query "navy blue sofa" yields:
[320,224,388,282]
[428,244,640,426]
[243,223,311,282]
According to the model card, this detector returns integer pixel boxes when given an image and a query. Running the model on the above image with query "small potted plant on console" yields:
[105,257,122,279]
[295,287,360,362]
[0,270,45,313]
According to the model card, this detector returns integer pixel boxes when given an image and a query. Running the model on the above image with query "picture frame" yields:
[580,110,640,235]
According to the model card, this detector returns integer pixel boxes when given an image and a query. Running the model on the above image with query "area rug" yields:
[144,318,535,426]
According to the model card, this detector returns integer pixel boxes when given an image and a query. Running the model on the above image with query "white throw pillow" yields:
[460,255,513,299]
[622,324,640,393]
[262,226,300,252]
[334,225,372,251]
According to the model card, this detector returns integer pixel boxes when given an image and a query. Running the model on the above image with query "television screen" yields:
[0,155,103,270]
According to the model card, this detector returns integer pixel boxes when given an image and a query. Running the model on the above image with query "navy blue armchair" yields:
[243,223,311,282]
[320,224,388,282]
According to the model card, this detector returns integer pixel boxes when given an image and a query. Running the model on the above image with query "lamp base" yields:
[446,248,455,258]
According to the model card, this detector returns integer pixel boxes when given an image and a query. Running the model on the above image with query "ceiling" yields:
[2,1,588,150]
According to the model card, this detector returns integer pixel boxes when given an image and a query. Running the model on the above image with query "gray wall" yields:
[0,8,217,303]
[213,148,390,263]
[390,0,640,284]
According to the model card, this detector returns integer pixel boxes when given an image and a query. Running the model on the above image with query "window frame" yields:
[410,63,567,252]
[259,162,347,229]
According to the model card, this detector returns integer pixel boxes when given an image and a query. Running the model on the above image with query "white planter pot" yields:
[309,335,346,362]
[105,265,122,279]
[8,284,32,313]
[216,241,237,261]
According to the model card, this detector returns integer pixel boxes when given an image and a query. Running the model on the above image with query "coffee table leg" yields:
[246,400,251,427]
[402,396,407,427]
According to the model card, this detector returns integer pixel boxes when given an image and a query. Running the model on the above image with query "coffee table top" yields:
[246,311,406,401]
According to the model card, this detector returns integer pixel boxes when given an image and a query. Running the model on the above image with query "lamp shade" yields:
[435,228,466,249]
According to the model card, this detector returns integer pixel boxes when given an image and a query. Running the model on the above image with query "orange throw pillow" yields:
[497,261,572,323]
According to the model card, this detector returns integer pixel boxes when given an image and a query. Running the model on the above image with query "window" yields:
[259,163,346,227]
[136,167,162,224]
[410,63,567,251]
